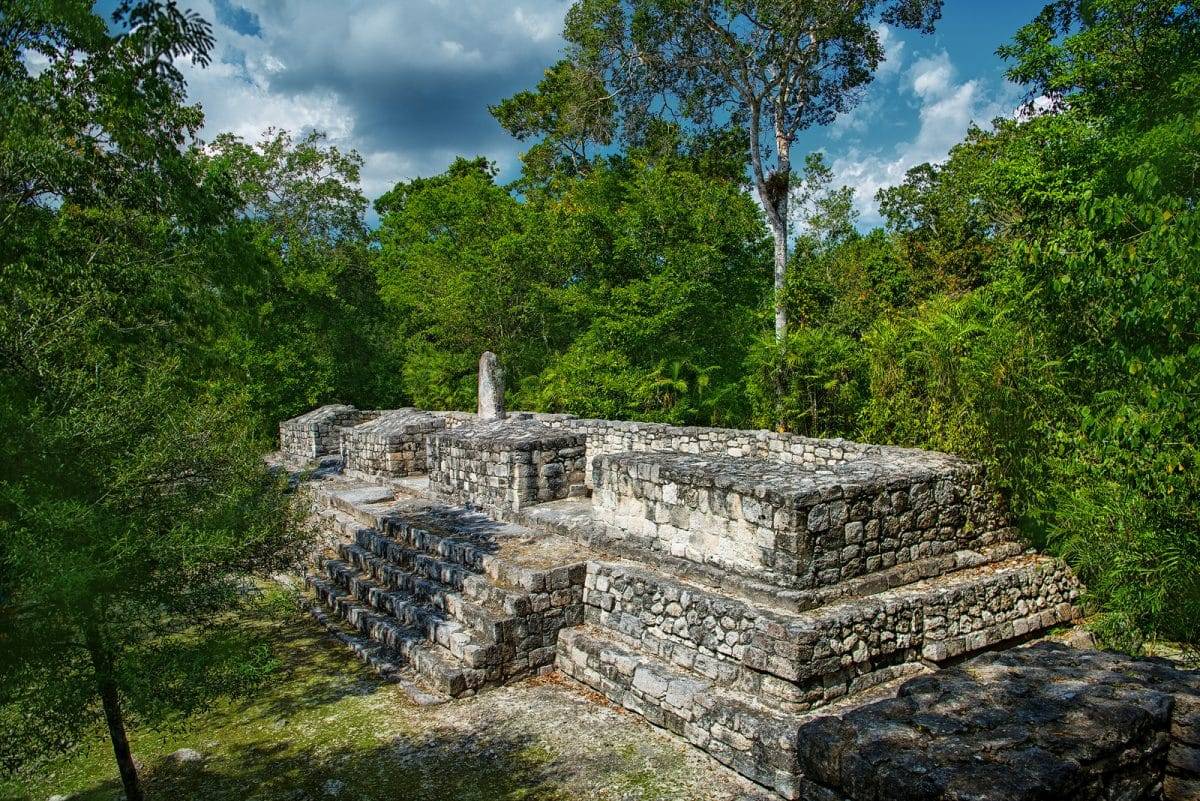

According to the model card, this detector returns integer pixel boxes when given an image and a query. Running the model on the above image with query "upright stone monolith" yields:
[477,351,505,420]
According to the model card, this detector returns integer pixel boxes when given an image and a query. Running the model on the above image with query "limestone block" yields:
[477,351,505,420]
[428,420,586,512]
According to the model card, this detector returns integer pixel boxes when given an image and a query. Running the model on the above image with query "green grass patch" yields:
[2,600,575,801]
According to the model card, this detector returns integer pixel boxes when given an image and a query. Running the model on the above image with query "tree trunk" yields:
[773,127,791,344]
[86,624,144,801]
[772,219,788,342]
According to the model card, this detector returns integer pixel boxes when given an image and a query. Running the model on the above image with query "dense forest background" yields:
[1,4,1196,778]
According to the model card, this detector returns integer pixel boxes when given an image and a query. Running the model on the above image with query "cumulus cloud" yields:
[830,51,1018,225]
[828,25,907,142]
[176,0,569,206]
[875,24,907,77]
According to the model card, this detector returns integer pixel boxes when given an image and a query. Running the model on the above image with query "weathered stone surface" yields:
[542,417,873,486]
[279,404,1194,801]
[556,624,807,798]
[793,642,1200,801]
[477,351,505,420]
[279,404,378,459]
[428,420,587,512]
[593,448,1017,587]
[582,556,1079,710]
[165,748,204,764]
[341,408,446,479]
[308,487,587,694]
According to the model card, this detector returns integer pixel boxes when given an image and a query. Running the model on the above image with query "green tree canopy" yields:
[204,129,404,429]
[0,5,308,798]
[497,0,943,343]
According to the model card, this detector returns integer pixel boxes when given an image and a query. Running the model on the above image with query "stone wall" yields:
[592,449,1017,588]
[427,420,588,512]
[428,410,479,429]
[279,404,378,459]
[285,405,883,482]
[554,625,800,795]
[545,417,872,487]
[341,409,446,479]
[582,556,1079,711]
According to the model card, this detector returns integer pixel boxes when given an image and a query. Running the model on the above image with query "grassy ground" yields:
[4,600,759,801]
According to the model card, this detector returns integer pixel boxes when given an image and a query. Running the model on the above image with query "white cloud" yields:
[173,0,569,207]
[1015,93,1060,121]
[512,6,563,41]
[910,51,954,98]
[828,25,907,141]
[830,50,1017,225]
[20,48,52,76]
[875,24,907,77]
[181,57,355,144]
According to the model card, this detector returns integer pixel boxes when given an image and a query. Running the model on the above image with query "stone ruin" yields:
[277,381,1199,799]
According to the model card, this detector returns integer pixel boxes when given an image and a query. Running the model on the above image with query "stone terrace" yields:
[277,404,1198,800]
[591,447,1016,587]
[342,408,446,480]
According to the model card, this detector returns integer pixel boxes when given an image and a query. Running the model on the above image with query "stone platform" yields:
[341,408,446,479]
[276,405,1198,800]
[592,448,1016,587]
[427,419,587,512]
[793,642,1200,800]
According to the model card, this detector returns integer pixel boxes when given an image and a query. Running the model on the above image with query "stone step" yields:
[336,541,520,643]
[346,524,531,612]
[515,494,1026,615]
[320,485,398,527]
[556,624,807,799]
[320,504,586,597]
[330,538,584,677]
[584,553,1080,711]
[321,505,506,583]
[306,574,486,697]
[302,593,449,705]
[303,594,409,679]
[317,559,503,671]
[314,498,589,682]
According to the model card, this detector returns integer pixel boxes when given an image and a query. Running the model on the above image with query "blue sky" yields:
[151,1,1050,225]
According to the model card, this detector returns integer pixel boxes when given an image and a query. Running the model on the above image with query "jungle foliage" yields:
[2,0,1198,790]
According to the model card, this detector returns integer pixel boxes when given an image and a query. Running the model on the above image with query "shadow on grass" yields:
[61,726,567,801]
[221,611,393,729]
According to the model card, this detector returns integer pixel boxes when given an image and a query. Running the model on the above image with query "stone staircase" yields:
[302,479,587,699]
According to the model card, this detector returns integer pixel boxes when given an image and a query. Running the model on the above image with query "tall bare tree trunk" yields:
[773,127,791,344]
[748,104,793,428]
[86,623,144,801]
[768,210,789,431]
[772,219,788,342]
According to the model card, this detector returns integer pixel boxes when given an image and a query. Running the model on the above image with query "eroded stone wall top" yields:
[794,641,1200,801]
[428,420,587,511]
